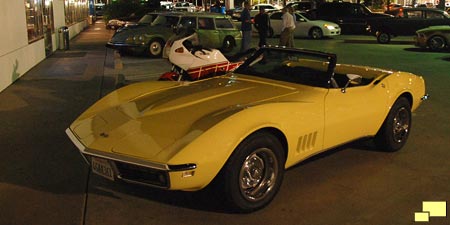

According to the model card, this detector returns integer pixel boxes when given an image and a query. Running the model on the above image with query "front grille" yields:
[115,161,170,188]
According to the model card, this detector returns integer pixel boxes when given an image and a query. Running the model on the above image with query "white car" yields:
[174,2,196,12]
[266,12,341,39]
[250,4,280,17]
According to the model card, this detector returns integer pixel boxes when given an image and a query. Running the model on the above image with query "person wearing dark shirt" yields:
[240,1,252,52]
[254,8,270,47]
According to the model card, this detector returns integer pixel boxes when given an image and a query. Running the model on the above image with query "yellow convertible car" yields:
[66,47,427,212]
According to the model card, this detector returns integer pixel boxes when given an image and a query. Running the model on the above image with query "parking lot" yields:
[1,21,449,225]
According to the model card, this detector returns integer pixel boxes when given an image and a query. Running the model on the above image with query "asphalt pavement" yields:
[0,19,118,225]
[1,19,448,225]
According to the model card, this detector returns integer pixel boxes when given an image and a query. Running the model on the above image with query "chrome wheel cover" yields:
[311,28,322,39]
[392,107,410,143]
[239,148,278,202]
[149,41,162,56]
[429,37,445,50]
[222,38,234,52]
[379,33,389,43]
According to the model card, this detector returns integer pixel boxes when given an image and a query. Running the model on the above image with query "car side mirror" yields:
[341,74,362,93]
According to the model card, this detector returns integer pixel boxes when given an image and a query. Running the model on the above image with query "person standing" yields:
[288,6,296,47]
[254,8,270,47]
[279,7,295,47]
[240,1,252,53]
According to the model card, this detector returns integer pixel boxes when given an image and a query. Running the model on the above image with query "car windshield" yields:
[299,12,312,20]
[357,4,373,15]
[151,15,180,26]
[138,14,157,24]
[234,48,336,88]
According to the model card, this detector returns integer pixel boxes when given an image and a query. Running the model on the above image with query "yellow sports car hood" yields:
[70,75,302,162]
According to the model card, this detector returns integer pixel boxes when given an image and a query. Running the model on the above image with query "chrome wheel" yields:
[310,27,323,39]
[374,97,411,152]
[428,36,446,51]
[222,36,235,53]
[239,148,278,202]
[221,132,285,212]
[148,39,163,57]
[392,107,410,143]
[377,32,391,44]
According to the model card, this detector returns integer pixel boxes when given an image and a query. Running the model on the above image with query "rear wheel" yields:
[222,36,235,53]
[427,35,447,51]
[222,131,285,212]
[309,27,323,39]
[374,97,411,152]
[147,39,164,58]
[376,32,391,44]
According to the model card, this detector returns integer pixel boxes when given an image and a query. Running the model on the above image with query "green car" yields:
[106,12,242,57]
[415,25,450,51]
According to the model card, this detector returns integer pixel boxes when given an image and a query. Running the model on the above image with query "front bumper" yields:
[414,34,428,48]
[323,28,341,36]
[65,128,197,189]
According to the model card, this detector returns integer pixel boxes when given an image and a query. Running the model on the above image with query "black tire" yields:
[374,97,412,152]
[221,36,235,53]
[222,131,285,212]
[376,32,391,44]
[267,27,274,38]
[309,27,323,39]
[427,35,447,51]
[147,39,164,58]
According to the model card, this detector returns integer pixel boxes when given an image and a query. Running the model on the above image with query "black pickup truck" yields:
[366,8,450,43]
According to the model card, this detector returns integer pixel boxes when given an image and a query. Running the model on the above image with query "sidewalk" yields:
[0,20,116,225]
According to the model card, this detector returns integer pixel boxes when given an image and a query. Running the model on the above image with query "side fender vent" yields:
[296,131,318,153]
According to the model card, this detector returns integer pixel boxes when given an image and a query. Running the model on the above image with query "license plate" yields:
[91,157,115,181]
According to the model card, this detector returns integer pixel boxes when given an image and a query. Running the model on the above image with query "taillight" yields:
[175,47,184,53]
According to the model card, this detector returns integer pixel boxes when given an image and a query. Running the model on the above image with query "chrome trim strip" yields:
[65,128,86,151]
[106,42,142,48]
[85,148,170,171]
[168,164,197,171]
[65,128,90,165]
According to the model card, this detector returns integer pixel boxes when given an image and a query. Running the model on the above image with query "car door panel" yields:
[323,83,389,149]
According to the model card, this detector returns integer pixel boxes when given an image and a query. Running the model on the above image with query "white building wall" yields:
[0,0,88,93]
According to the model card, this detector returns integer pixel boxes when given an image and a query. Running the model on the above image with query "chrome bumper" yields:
[65,128,197,189]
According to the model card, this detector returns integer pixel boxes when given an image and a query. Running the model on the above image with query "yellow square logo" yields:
[414,212,429,222]
[422,201,446,217]
[415,201,447,222]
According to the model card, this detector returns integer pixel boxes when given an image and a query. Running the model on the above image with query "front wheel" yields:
[222,131,285,212]
[428,35,447,51]
[376,32,391,44]
[374,97,412,152]
[309,27,323,39]
[147,39,164,58]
